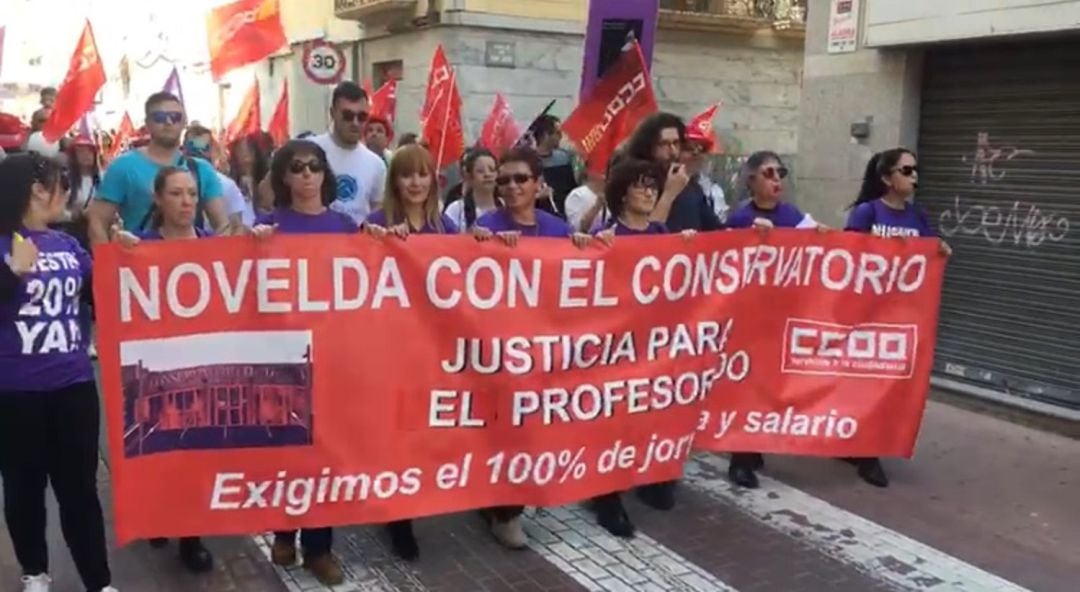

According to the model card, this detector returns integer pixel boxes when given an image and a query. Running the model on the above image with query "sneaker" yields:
[21,574,51,592]
[595,496,636,539]
[302,552,344,586]
[856,458,889,488]
[490,516,528,549]
[270,537,297,567]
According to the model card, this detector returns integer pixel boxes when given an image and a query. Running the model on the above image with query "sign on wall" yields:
[302,40,346,85]
[828,0,861,54]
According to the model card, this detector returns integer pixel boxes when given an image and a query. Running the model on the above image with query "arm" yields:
[369,159,387,211]
[86,199,119,246]
[198,163,228,233]
[650,164,690,224]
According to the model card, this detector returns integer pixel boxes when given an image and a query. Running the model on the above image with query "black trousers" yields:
[490,506,524,522]
[0,381,111,591]
[273,527,333,556]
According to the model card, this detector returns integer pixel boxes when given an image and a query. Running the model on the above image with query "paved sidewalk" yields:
[1,396,1076,592]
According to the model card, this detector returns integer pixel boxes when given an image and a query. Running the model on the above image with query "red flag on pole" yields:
[420,45,464,170]
[223,79,262,145]
[268,80,289,146]
[206,0,287,80]
[362,79,374,98]
[106,112,135,163]
[562,41,657,175]
[370,79,397,125]
[478,93,522,158]
[686,102,722,154]
[42,20,106,143]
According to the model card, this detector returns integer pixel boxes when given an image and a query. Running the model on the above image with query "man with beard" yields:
[627,112,724,233]
[87,92,229,245]
[310,81,387,225]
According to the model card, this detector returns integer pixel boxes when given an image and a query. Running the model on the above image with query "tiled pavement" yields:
[2,398,1077,592]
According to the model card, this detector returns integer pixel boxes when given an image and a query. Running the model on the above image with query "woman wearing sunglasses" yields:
[723,150,822,490]
[842,148,950,488]
[251,140,354,586]
[110,166,216,573]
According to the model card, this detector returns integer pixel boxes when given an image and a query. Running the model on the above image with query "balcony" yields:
[659,0,807,37]
[334,0,418,21]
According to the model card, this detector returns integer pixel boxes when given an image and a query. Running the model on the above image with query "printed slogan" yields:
[93,230,945,543]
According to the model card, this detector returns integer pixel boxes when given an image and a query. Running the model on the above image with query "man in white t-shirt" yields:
[311,81,387,224]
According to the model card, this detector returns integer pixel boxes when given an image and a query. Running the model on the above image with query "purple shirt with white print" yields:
[476,208,571,238]
[845,199,936,238]
[0,229,94,392]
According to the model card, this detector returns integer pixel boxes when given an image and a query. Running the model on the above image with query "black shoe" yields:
[148,537,169,549]
[751,454,765,470]
[595,496,635,539]
[178,537,214,573]
[387,520,419,561]
[856,458,889,488]
[635,481,676,511]
[728,462,759,489]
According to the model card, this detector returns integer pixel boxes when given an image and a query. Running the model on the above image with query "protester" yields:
[843,147,951,488]
[226,134,267,226]
[61,133,100,242]
[441,149,473,208]
[680,134,728,223]
[626,112,723,234]
[564,159,606,232]
[724,150,819,489]
[442,148,499,231]
[530,114,577,218]
[397,132,419,148]
[311,81,387,225]
[29,88,55,133]
[0,153,118,592]
[107,166,216,572]
[87,92,229,244]
[472,146,593,549]
[178,125,248,232]
[364,115,394,163]
[252,140,354,585]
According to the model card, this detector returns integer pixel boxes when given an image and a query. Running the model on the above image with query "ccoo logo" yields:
[781,318,917,379]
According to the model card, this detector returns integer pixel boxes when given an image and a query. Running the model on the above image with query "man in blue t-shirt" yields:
[87,92,228,244]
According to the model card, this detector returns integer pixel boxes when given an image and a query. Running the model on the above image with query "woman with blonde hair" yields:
[365,144,458,235]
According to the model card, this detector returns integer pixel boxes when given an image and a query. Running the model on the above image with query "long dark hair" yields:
[626,112,686,162]
[852,148,915,208]
[462,147,497,227]
[0,153,64,234]
[67,145,101,207]
[270,140,337,208]
[605,159,666,219]
[229,134,269,195]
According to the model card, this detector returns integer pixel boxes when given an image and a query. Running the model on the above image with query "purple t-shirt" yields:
[365,210,460,235]
[727,200,807,229]
[256,207,359,234]
[845,199,935,238]
[1,229,94,392]
[603,220,669,236]
[476,208,571,238]
[135,228,212,240]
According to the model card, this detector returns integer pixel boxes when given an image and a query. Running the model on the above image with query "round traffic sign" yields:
[302,40,346,85]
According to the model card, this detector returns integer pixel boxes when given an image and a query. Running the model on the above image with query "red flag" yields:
[106,113,135,163]
[268,80,289,147]
[223,79,262,145]
[362,79,374,98]
[478,93,522,158]
[562,41,657,175]
[42,20,106,143]
[686,102,722,154]
[420,45,465,169]
[206,0,287,80]
[370,79,397,124]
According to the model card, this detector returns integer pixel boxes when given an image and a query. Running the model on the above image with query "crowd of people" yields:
[0,80,949,592]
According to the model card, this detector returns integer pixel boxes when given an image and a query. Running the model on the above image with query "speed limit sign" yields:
[302,40,346,85]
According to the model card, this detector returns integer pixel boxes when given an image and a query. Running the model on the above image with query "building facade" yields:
[796,0,1080,414]
[323,0,806,198]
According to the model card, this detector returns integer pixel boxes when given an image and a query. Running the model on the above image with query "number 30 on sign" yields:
[302,40,346,85]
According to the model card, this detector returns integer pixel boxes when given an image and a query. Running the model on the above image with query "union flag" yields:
[206,0,287,80]
[42,20,106,143]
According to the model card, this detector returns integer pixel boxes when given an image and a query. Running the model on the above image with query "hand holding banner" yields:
[93,230,943,543]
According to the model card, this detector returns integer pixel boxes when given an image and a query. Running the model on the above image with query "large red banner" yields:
[93,230,943,544]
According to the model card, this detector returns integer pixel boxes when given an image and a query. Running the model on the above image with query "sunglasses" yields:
[149,111,184,125]
[760,166,789,180]
[894,165,919,177]
[289,160,325,174]
[495,173,535,186]
[338,109,369,124]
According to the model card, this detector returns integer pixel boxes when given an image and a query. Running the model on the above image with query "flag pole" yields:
[434,70,456,171]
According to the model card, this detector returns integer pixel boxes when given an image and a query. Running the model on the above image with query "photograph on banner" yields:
[94,233,726,543]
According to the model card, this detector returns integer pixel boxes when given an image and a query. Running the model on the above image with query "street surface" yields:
[1,395,1076,592]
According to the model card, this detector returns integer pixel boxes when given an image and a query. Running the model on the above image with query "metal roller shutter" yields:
[918,39,1080,410]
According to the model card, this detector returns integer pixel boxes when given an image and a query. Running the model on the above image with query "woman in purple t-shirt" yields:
[843,148,951,488]
[365,145,459,237]
[112,167,217,574]
[594,158,681,239]
[726,151,817,231]
[253,140,351,587]
[0,153,117,592]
